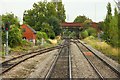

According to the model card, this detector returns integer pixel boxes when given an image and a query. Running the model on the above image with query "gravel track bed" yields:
[78,42,119,78]
[87,56,119,78]
[2,49,58,78]
[49,46,69,78]
[26,49,58,78]
[70,42,98,78]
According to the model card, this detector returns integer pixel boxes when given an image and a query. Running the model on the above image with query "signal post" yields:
[5,22,10,56]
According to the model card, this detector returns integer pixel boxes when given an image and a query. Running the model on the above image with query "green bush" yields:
[49,31,55,39]
[86,27,97,37]
[21,40,32,46]
[36,31,48,40]
[42,32,48,40]
[81,30,89,39]
[36,31,43,40]
[88,36,96,39]
[69,32,76,38]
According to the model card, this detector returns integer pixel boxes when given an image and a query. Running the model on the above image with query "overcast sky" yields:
[0,0,117,23]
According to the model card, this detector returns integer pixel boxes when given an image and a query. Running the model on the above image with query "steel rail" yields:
[75,41,104,80]
[45,39,71,79]
[44,45,64,80]
[68,43,72,80]
[1,44,67,65]
[0,44,68,75]
[78,40,120,77]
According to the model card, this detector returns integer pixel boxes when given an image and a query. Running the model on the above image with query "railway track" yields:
[45,39,72,79]
[74,40,120,79]
[0,42,69,75]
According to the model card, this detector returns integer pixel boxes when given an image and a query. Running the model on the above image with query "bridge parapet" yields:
[61,22,83,28]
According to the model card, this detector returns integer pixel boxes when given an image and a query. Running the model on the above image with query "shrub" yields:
[69,32,76,38]
[86,27,97,37]
[41,23,55,39]
[36,31,43,40]
[88,36,96,39]
[81,30,89,39]
[49,31,55,39]
[36,31,48,40]
[42,32,48,40]
[21,40,32,46]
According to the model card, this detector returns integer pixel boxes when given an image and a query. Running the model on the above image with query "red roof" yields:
[61,22,83,27]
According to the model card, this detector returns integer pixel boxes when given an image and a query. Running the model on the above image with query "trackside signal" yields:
[5,22,10,31]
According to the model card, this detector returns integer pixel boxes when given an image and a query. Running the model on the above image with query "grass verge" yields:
[0,39,63,57]
[83,36,120,64]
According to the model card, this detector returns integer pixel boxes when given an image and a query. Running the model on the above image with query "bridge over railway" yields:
[61,22,99,39]
[61,22,83,39]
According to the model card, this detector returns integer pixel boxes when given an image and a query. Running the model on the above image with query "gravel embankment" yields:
[70,42,98,78]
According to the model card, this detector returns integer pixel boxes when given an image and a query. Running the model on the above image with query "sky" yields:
[0,0,117,23]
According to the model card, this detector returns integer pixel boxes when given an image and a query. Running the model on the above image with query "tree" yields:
[23,1,66,37]
[41,23,55,39]
[74,15,88,23]
[36,31,48,40]
[2,13,22,48]
[48,16,61,36]
[23,2,53,31]
[2,13,20,26]
[102,3,119,47]
[103,2,112,42]
[46,2,57,18]
[23,2,47,31]
[74,15,92,29]
[98,22,104,31]
[108,7,118,46]
[80,30,89,39]
[118,13,120,47]
[55,1,66,22]
[2,25,22,48]
[69,31,76,38]
[23,1,66,30]
[86,27,97,37]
